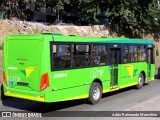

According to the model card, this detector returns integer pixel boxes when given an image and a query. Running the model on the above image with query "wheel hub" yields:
[92,87,100,100]
[138,77,143,85]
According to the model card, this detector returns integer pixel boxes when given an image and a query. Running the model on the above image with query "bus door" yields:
[146,45,154,80]
[110,48,121,88]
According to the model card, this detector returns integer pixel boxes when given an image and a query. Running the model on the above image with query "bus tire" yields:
[1,85,8,101]
[87,82,102,104]
[1,85,4,100]
[136,73,144,89]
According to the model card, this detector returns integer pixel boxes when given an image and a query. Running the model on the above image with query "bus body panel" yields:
[5,38,43,91]
[3,35,52,102]
[119,62,148,88]
[2,34,155,103]
[49,66,111,102]
[149,64,155,81]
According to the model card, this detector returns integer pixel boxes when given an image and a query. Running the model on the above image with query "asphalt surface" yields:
[0,78,160,120]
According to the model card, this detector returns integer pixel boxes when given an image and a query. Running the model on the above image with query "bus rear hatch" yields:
[5,36,43,92]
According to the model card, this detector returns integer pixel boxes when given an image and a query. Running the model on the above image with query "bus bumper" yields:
[3,84,45,102]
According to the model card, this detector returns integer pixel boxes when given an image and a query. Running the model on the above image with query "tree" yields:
[0,0,159,38]
[45,0,71,22]
[97,0,159,37]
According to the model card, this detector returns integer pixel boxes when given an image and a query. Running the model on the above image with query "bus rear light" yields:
[40,73,49,91]
[2,71,7,86]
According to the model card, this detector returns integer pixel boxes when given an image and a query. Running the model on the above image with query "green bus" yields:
[1,32,156,104]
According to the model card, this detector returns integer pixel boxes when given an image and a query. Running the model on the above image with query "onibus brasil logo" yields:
[21,67,37,77]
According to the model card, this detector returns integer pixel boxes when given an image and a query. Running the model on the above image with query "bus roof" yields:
[53,35,153,44]
[6,33,154,44]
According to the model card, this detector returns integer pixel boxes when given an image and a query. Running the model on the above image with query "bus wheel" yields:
[136,73,144,89]
[1,85,7,101]
[1,85,4,100]
[87,82,102,104]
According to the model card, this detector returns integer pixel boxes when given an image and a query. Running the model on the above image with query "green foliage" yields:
[0,0,159,38]
[97,0,160,38]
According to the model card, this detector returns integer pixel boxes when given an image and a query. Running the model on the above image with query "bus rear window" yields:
[7,40,42,59]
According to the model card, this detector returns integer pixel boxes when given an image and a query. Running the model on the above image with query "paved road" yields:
[0,79,160,119]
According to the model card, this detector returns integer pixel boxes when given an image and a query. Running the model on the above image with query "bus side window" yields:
[123,45,130,63]
[73,45,83,67]
[93,45,107,65]
[53,45,60,69]
[130,45,134,62]
[141,46,146,61]
[53,45,57,56]
[134,46,138,61]
[73,44,91,67]
[52,44,71,70]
